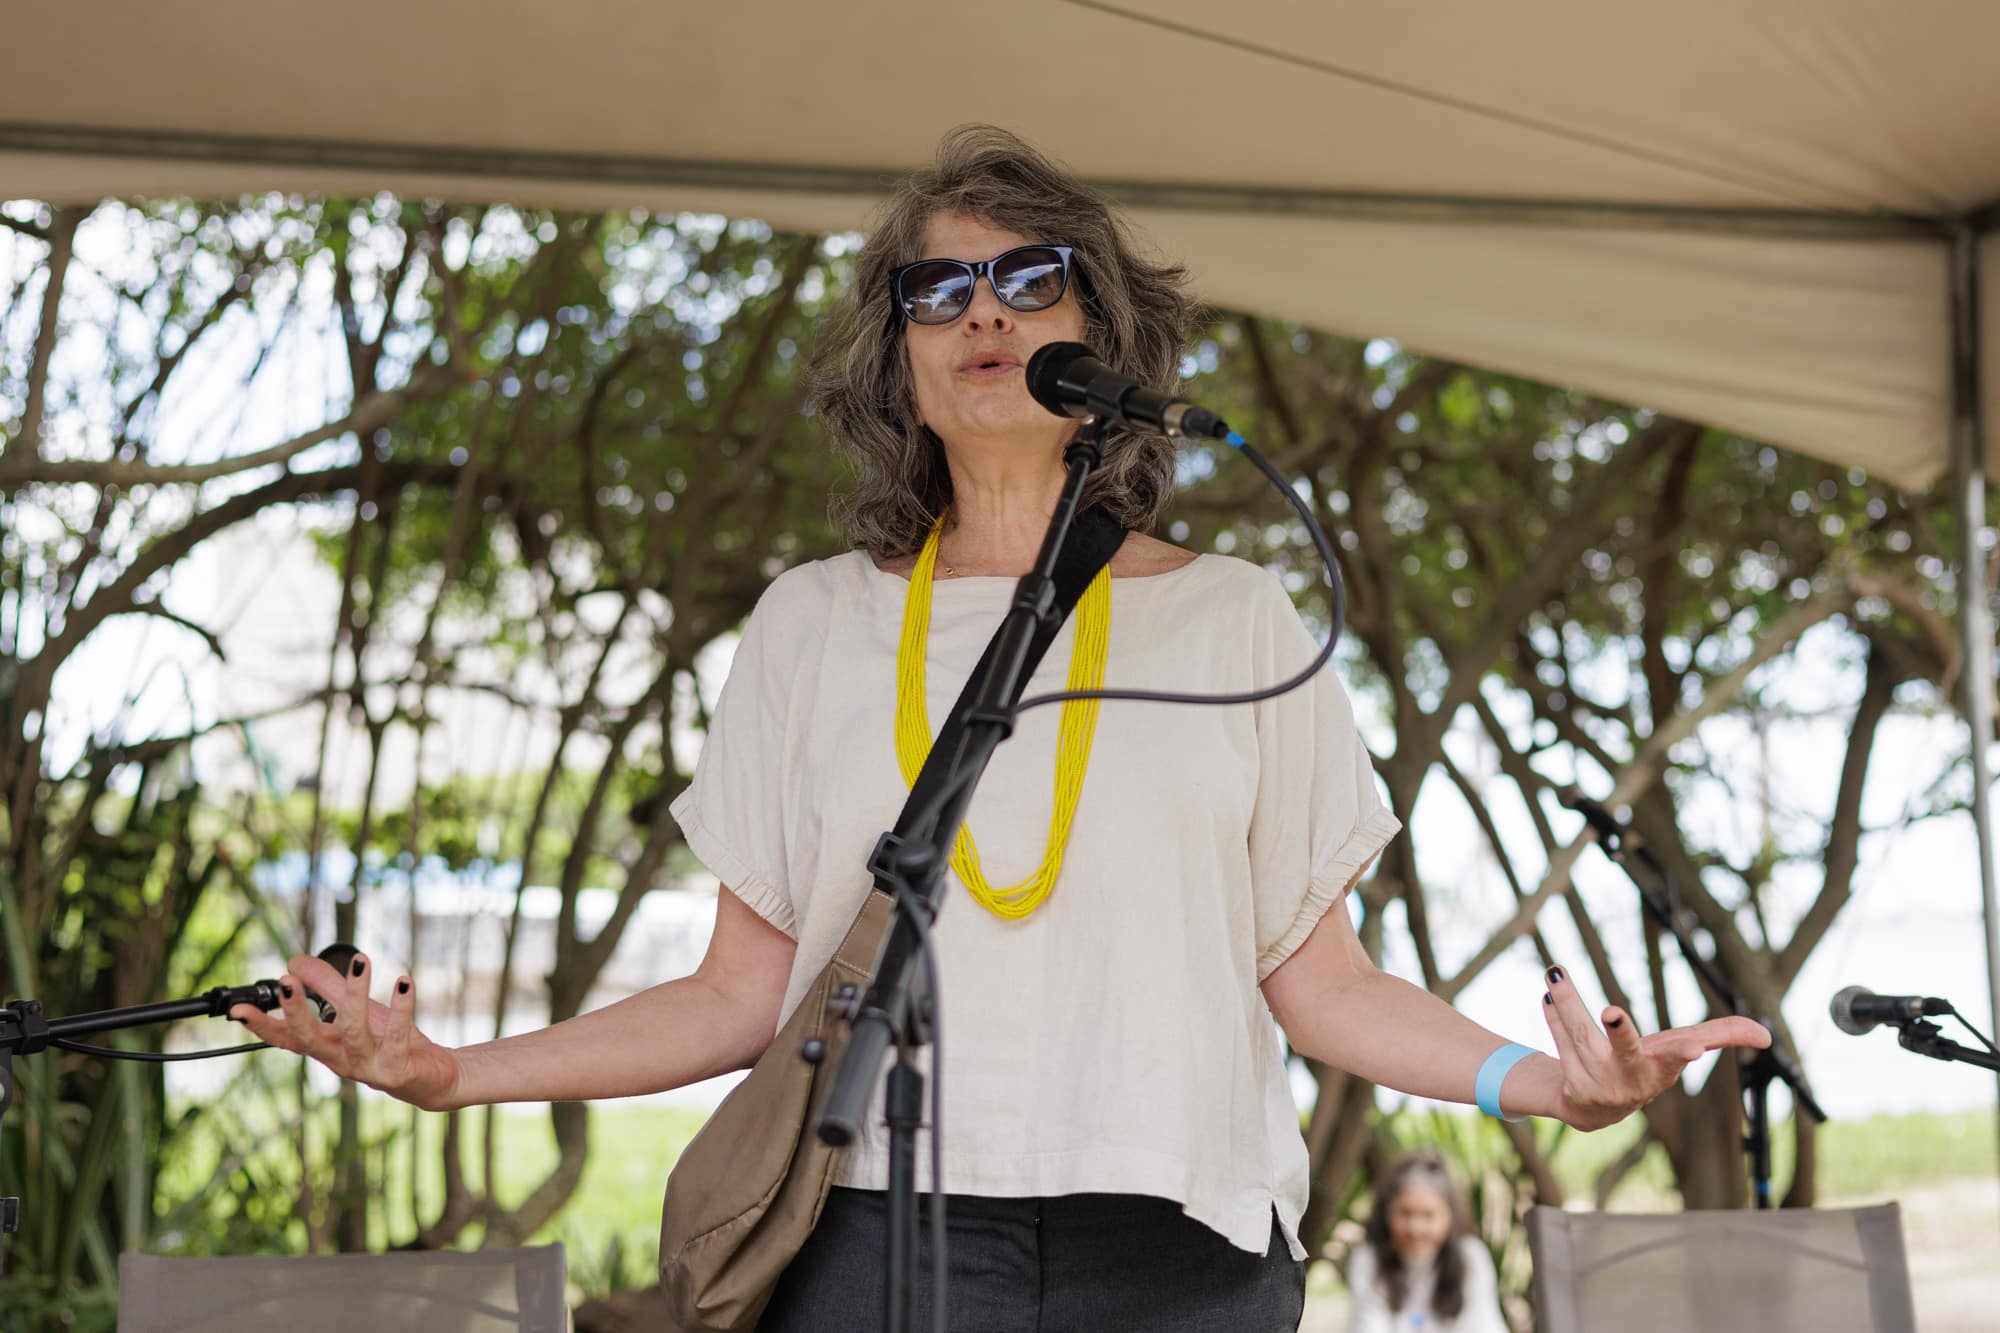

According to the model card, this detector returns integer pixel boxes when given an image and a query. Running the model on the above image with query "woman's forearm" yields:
[442,973,769,1111]
[1276,966,1564,1120]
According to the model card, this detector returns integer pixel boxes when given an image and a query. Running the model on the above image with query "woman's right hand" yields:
[229,950,463,1112]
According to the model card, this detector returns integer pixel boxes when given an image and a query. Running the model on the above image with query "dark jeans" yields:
[759,1186,1305,1332]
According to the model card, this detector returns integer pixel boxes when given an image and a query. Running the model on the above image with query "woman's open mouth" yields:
[958,356,1019,379]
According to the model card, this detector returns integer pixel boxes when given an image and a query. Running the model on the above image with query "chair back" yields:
[116,1243,568,1332]
[1525,1203,1915,1333]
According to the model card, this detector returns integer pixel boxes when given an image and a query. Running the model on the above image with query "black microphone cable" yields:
[50,1038,269,1061]
[1934,1002,1998,1054]
[902,428,1347,843]
[1015,431,1344,713]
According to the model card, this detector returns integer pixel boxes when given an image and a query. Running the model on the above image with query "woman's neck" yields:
[937,446,1070,576]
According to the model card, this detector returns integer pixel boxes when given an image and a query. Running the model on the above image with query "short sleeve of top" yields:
[1245,569,1401,979]
[666,563,830,938]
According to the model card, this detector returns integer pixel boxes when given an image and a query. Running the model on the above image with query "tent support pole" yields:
[1947,225,2000,1142]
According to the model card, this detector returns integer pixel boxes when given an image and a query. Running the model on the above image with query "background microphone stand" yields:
[0,979,285,1305]
[1561,790,1827,1208]
[815,419,1108,1333]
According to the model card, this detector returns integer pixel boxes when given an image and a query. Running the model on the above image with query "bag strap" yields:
[892,507,1126,840]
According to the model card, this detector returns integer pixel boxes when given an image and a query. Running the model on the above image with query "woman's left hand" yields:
[1540,964,1771,1131]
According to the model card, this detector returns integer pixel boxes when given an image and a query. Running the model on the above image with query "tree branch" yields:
[0,213,50,242]
[1641,430,1701,729]
[22,459,455,687]
[709,237,817,437]
[9,206,82,467]
[1239,316,1305,446]
[0,368,458,487]
[1440,582,1855,997]
[1435,748,1556,969]
[116,602,228,661]
[1775,639,1898,985]
[1851,571,1963,697]
[1431,418,1699,734]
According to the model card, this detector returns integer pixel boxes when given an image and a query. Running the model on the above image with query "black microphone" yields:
[1829,985,1952,1035]
[213,979,286,1016]
[1556,786,1625,842]
[303,942,361,1023]
[1025,342,1234,441]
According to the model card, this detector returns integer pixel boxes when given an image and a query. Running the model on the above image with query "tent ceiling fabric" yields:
[8,0,2000,487]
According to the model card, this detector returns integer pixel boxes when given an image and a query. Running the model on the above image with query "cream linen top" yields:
[668,549,1401,1258]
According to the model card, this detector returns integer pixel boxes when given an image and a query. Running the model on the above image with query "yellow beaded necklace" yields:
[894,516,1111,920]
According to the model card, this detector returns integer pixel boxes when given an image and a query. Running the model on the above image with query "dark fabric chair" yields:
[1525,1203,1917,1333]
[116,1243,568,1332]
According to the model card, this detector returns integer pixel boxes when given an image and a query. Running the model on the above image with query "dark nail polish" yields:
[280,982,294,1000]
[396,978,410,995]
[351,956,367,977]
[1607,1016,1624,1029]
[1546,966,1565,986]
[1544,993,1554,1006]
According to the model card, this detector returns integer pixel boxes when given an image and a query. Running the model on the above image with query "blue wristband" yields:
[1475,1042,1535,1121]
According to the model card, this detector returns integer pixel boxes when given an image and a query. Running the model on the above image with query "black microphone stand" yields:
[814,419,1107,1333]
[0,981,283,1291]
[1564,793,1827,1208]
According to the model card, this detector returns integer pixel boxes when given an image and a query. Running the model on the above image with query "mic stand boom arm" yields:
[1565,794,1826,1208]
[0,980,286,1293]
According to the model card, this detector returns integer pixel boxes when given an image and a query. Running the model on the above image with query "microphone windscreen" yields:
[307,942,362,1023]
[1829,984,1873,1036]
[1025,341,1098,419]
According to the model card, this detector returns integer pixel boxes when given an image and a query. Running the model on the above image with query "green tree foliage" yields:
[0,194,849,1323]
[1176,320,1975,1233]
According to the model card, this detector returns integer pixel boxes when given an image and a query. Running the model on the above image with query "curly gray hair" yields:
[806,124,1198,558]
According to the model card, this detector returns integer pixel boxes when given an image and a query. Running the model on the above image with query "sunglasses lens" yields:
[898,261,974,324]
[992,248,1068,311]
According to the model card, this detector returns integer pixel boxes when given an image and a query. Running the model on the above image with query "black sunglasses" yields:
[889,245,1076,325]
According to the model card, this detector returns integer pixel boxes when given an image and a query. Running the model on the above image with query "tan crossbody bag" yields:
[656,511,1126,1331]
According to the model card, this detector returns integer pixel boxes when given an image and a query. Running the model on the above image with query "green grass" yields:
[376,1099,715,1293]
[1799,1107,1998,1200]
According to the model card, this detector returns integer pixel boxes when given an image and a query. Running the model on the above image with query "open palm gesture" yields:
[1541,965,1771,1131]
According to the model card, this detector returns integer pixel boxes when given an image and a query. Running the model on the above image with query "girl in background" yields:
[1348,1154,1509,1333]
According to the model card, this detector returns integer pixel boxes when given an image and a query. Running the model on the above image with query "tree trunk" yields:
[1660,1064,1748,1210]
[1782,1110,1818,1209]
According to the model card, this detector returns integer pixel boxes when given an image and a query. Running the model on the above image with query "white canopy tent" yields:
[6,0,1998,1092]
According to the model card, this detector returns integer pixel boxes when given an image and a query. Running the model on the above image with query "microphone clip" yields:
[0,1001,52,1057]
[1063,415,1107,469]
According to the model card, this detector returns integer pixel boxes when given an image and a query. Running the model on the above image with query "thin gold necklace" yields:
[894,516,1110,919]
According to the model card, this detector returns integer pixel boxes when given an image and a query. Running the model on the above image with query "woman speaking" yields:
[233,126,1769,1331]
